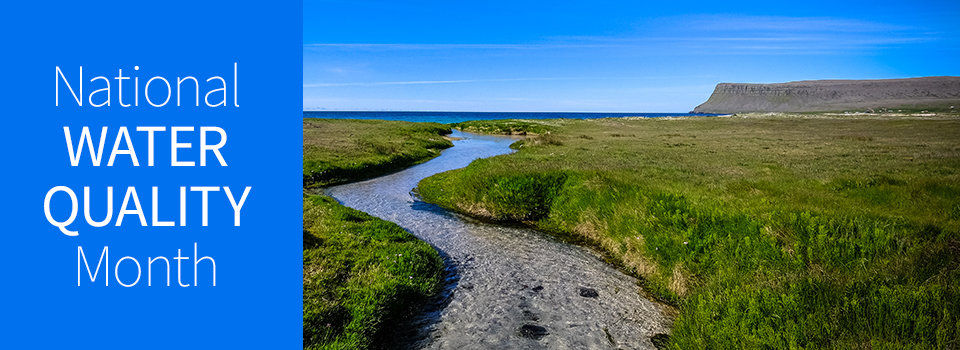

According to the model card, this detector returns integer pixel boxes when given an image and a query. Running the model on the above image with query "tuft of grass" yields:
[304,118,453,187]
[418,113,960,349]
[303,195,444,349]
[451,119,555,135]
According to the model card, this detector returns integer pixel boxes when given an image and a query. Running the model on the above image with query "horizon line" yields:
[301,109,705,114]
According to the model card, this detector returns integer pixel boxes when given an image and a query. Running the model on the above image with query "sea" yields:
[302,111,716,123]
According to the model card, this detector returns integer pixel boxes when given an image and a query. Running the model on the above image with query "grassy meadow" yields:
[304,118,452,187]
[419,114,960,349]
[302,119,451,349]
[302,194,444,349]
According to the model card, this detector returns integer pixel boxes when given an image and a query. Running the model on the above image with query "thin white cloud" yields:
[303,76,693,88]
[304,43,625,50]
[678,15,912,33]
[306,79,481,87]
[305,15,939,54]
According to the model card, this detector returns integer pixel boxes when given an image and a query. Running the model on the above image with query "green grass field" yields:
[304,119,453,187]
[417,114,960,349]
[303,195,444,349]
[302,119,451,349]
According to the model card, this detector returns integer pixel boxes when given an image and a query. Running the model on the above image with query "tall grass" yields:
[303,195,444,349]
[418,114,960,348]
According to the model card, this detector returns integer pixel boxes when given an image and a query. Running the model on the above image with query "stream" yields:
[326,130,671,349]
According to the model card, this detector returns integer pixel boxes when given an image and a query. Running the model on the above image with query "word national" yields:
[55,63,239,108]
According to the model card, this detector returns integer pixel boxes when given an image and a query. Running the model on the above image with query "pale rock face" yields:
[693,76,960,113]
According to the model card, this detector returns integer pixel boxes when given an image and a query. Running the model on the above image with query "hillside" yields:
[693,76,960,113]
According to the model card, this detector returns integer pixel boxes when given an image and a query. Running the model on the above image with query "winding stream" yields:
[326,131,671,349]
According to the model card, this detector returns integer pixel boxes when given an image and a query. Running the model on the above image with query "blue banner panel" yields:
[0,1,303,348]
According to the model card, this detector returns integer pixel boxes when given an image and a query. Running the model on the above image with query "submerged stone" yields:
[522,310,539,321]
[650,333,671,349]
[517,324,549,340]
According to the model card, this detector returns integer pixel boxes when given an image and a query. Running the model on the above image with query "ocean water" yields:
[303,111,715,123]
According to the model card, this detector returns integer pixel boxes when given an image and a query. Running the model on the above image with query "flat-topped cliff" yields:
[693,77,960,113]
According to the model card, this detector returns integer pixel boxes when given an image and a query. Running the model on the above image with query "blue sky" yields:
[304,0,960,112]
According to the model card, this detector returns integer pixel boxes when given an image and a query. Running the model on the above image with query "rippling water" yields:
[326,131,671,349]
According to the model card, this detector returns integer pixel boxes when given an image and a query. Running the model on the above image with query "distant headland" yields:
[693,76,960,113]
